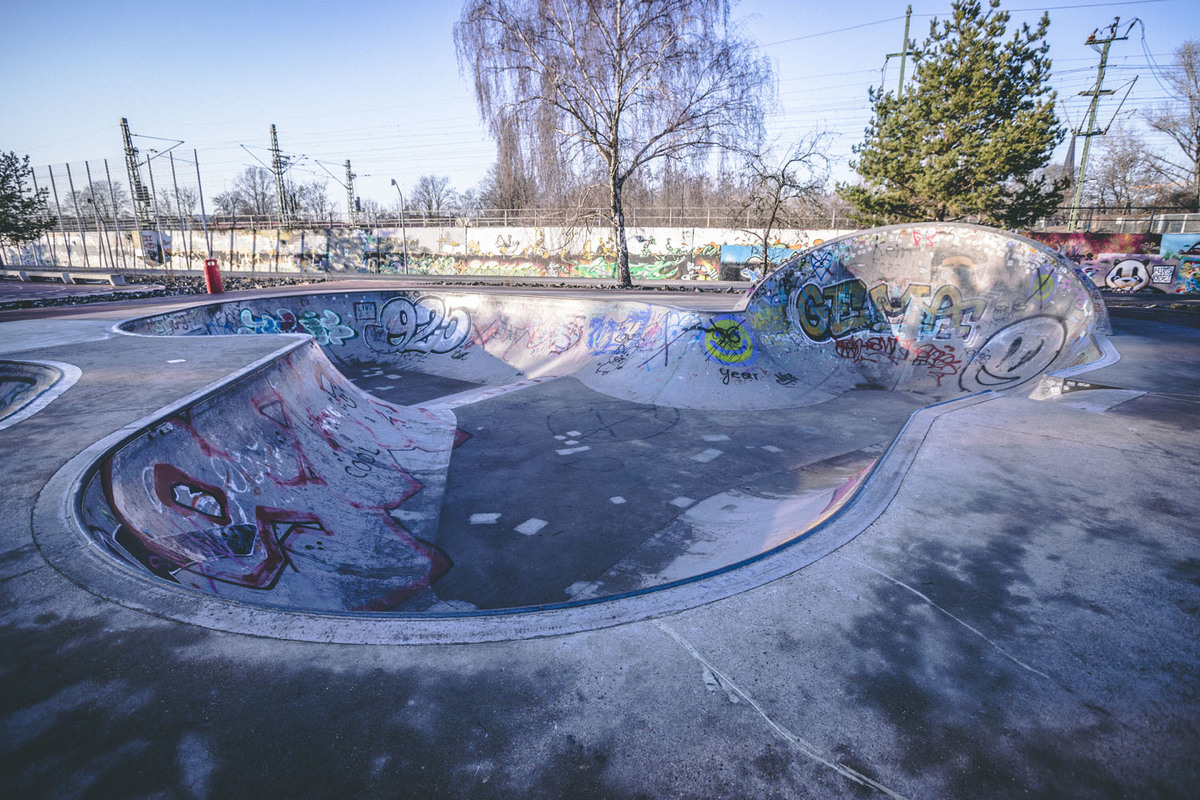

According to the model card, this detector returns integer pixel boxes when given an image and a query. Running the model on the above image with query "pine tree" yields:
[840,0,1066,228]
[0,152,54,248]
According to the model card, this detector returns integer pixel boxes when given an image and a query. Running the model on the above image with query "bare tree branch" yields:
[455,0,773,286]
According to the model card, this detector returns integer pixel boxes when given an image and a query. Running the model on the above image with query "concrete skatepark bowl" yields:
[54,223,1105,639]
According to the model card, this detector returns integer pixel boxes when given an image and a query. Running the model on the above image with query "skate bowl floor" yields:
[53,223,1107,639]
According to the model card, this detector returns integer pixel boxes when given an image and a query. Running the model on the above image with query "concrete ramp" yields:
[79,223,1106,613]
[743,223,1102,400]
[79,343,461,612]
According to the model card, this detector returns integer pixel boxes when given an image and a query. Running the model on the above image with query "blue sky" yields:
[2,0,1197,210]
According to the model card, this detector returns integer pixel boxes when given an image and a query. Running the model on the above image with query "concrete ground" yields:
[0,287,1197,799]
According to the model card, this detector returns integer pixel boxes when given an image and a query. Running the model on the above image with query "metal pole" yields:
[391,179,411,274]
[145,154,167,271]
[270,124,290,228]
[345,159,355,227]
[1069,20,1128,231]
[47,166,71,265]
[168,151,191,271]
[121,118,149,269]
[103,160,127,269]
[193,149,212,259]
[84,161,113,269]
[30,171,56,265]
[64,163,91,267]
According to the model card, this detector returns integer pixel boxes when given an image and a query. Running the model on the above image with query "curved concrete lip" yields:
[34,361,994,645]
[0,358,82,431]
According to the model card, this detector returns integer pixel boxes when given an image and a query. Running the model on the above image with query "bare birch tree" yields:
[1081,122,1157,211]
[213,167,276,217]
[741,131,830,271]
[411,175,458,213]
[1145,40,1200,210]
[455,0,773,287]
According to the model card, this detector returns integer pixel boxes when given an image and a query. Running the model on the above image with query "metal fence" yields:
[1032,206,1200,234]
[11,154,1200,273]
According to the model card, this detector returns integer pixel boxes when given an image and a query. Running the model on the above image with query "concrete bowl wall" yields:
[73,223,1107,617]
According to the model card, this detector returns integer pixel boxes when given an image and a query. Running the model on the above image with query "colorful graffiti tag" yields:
[1029,232,1161,261]
[235,308,357,346]
[79,345,458,612]
[363,296,472,356]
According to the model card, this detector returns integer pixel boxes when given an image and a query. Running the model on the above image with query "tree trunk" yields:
[610,167,632,288]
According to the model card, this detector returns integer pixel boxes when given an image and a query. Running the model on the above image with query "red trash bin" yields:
[203,258,224,295]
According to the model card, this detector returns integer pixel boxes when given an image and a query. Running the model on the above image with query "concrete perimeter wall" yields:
[3,225,851,282]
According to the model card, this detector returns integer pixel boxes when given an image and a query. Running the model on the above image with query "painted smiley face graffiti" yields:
[959,316,1068,393]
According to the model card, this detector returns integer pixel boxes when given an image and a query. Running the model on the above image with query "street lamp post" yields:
[390,179,410,274]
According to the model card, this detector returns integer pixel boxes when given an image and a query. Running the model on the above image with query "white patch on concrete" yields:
[515,518,548,535]
[564,439,580,446]
[762,445,783,453]
[425,377,558,410]
[470,513,501,525]
[702,665,740,704]
[556,445,591,455]
[670,496,695,508]
[385,374,401,380]
[376,385,395,390]
[691,448,723,463]
[555,435,566,440]
[702,434,730,442]
[166,359,186,364]
[610,496,626,505]
[566,430,582,437]
[176,732,215,800]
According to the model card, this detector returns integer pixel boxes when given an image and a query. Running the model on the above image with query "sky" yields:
[2,0,1198,212]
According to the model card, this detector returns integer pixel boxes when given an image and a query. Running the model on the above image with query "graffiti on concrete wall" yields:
[79,345,459,612]
[1161,235,1200,293]
[746,225,1099,396]
[833,337,963,387]
[235,308,358,346]
[363,296,472,356]
[1161,233,1200,262]
[20,223,852,281]
[1029,232,1161,262]
[1079,255,1195,294]
[782,278,986,344]
[958,316,1068,392]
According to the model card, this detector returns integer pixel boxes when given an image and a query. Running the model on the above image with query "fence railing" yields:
[40,206,851,233]
[1032,207,1200,234]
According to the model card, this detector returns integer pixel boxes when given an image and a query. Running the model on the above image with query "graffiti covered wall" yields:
[746,224,1102,398]
[4,225,850,281]
[79,342,461,612]
[127,224,1105,411]
[1028,232,1161,261]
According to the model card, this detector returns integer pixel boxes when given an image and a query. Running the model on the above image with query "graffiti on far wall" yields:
[1029,232,1161,262]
